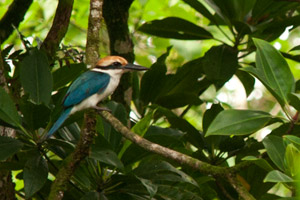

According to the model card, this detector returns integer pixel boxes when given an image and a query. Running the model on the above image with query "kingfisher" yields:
[46,56,148,138]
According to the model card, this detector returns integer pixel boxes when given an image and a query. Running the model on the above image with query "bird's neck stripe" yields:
[96,65,122,70]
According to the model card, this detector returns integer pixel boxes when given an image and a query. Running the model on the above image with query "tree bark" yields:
[41,0,74,60]
[103,0,135,108]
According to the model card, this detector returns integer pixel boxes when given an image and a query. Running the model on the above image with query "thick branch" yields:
[41,0,74,60]
[103,0,134,107]
[48,111,97,200]
[86,0,103,66]
[0,0,33,43]
[99,110,256,199]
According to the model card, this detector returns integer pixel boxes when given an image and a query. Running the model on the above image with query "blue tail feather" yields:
[47,107,72,138]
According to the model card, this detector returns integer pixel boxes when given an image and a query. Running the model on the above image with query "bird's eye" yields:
[113,62,121,66]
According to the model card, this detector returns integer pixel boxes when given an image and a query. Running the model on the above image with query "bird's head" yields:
[92,56,148,75]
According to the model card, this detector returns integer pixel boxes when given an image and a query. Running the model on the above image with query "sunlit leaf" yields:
[264,170,293,183]
[206,110,272,136]
[244,38,294,106]
[263,135,286,171]
[285,143,300,176]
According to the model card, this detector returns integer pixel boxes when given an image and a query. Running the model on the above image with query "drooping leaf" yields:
[24,154,48,198]
[0,87,21,127]
[139,17,213,40]
[206,110,272,136]
[236,69,255,97]
[202,45,238,88]
[263,135,286,171]
[264,170,293,183]
[20,48,53,105]
[243,38,294,106]
[0,136,23,161]
[90,133,124,170]
[136,176,158,198]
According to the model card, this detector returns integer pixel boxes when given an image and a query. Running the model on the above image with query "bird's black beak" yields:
[124,63,148,71]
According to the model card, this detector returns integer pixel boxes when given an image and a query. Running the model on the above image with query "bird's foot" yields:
[92,106,112,113]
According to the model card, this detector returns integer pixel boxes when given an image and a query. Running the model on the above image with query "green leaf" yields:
[119,110,154,158]
[140,47,170,104]
[90,133,124,170]
[236,69,255,97]
[206,110,272,136]
[156,92,202,109]
[0,136,23,161]
[24,154,48,198]
[242,156,273,171]
[203,104,223,134]
[136,176,158,198]
[290,45,300,52]
[183,0,217,24]
[263,135,286,171]
[285,143,300,176]
[244,38,294,106]
[0,87,21,127]
[80,191,101,200]
[202,45,238,88]
[264,170,293,183]
[284,135,300,146]
[288,93,300,111]
[20,48,53,105]
[138,17,213,40]
[53,63,86,90]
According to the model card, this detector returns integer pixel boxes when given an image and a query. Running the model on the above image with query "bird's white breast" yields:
[70,73,121,114]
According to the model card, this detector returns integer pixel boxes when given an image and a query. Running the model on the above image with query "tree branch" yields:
[86,0,103,67]
[48,111,97,200]
[0,0,33,43]
[41,0,74,60]
[99,110,256,199]
[103,0,135,108]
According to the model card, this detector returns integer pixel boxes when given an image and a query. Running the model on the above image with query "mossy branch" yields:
[86,0,103,67]
[48,111,97,200]
[99,110,256,200]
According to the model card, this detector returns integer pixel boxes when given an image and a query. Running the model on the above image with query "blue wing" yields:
[63,71,110,107]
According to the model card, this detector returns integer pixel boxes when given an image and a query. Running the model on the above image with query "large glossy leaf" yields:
[20,48,53,105]
[202,45,238,88]
[206,110,272,136]
[288,93,300,111]
[244,38,294,106]
[242,156,273,171]
[0,136,23,161]
[140,48,170,105]
[24,154,48,198]
[53,63,86,90]
[264,170,293,183]
[0,87,21,127]
[263,135,286,171]
[138,17,213,40]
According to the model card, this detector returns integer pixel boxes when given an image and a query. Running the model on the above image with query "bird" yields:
[46,56,148,138]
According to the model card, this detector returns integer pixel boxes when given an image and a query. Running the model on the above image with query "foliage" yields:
[1,0,300,199]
